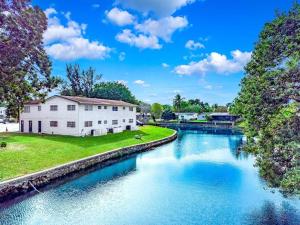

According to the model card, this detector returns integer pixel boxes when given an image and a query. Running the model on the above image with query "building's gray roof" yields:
[25,95,137,107]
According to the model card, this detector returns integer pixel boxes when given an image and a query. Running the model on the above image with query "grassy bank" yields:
[0,126,174,181]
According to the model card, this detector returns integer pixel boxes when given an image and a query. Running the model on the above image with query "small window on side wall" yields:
[38,106,41,111]
[67,105,76,111]
[50,105,58,111]
[129,107,134,111]
[24,106,30,113]
[50,121,58,127]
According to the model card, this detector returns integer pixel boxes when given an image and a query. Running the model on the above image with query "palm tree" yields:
[173,94,184,112]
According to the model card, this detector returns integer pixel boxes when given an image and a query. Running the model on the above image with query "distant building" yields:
[20,95,137,136]
[197,113,207,120]
[176,112,198,121]
[210,112,238,122]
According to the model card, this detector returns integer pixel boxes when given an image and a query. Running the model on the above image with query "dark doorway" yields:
[21,120,24,132]
[126,125,131,131]
[107,128,113,134]
[29,120,32,133]
[91,129,95,136]
[38,121,42,133]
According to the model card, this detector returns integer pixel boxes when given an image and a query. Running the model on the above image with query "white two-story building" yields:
[20,95,137,136]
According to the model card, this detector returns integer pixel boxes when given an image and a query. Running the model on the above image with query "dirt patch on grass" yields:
[1,143,26,152]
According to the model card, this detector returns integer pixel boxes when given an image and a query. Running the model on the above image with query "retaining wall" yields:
[0,131,177,203]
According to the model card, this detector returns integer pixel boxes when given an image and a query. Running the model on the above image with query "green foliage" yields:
[231,3,300,195]
[151,103,163,119]
[0,142,7,148]
[92,82,137,104]
[172,95,213,113]
[161,110,176,121]
[61,64,102,97]
[0,0,60,118]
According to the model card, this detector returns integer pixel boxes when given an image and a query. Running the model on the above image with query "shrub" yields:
[161,110,176,121]
[0,142,7,148]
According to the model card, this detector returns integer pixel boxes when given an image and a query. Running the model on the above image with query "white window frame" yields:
[67,121,76,128]
[84,121,93,127]
[67,105,76,111]
[50,105,58,111]
[84,105,93,111]
[50,121,58,127]
[24,106,30,113]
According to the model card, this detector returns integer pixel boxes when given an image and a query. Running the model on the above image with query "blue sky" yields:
[33,0,295,105]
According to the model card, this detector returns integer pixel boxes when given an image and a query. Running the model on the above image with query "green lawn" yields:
[0,125,175,181]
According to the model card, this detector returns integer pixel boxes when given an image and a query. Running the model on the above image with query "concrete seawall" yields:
[0,131,177,203]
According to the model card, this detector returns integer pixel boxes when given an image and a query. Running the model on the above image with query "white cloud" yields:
[204,85,212,90]
[119,52,126,61]
[45,38,110,60]
[116,0,196,17]
[162,63,170,68]
[174,50,252,75]
[92,4,100,8]
[44,7,57,17]
[135,16,188,42]
[106,8,135,26]
[185,40,204,50]
[117,80,128,85]
[43,8,111,60]
[134,80,150,87]
[116,29,161,49]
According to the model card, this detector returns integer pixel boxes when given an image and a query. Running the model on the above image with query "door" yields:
[38,121,42,133]
[21,120,24,132]
[29,120,32,133]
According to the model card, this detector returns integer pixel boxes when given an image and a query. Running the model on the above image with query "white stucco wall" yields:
[19,96,137,136]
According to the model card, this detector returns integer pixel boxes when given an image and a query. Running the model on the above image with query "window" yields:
[104,106,107,109]
[24,106,30,113]
[129,107,134,111]
[38,106,41,111]
[85,105,93,111]
[112,120,118,125]
[98,120,102,124]
[123,107,126,110]
[112,106,118,111]
[50,121,58,127]
[67,121,76,128]
[129,119,134,123]
[98,106,102,110]
[50,105,58,111]
[104,120,107,124]
[67,105,76,111]
[123,119,125,123]
[84,121,93,127]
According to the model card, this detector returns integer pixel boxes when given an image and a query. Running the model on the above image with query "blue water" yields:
[0,129,299,225]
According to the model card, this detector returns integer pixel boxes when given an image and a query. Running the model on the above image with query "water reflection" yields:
[0,129,299,225]
[244,201,300,225]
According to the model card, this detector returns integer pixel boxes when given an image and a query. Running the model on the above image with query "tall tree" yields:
[0,0,60,118]
[173,94,184,112]
[92,82,137,104]
[60,64,101,97]
[231,3,300,195]
[151,103,163,120]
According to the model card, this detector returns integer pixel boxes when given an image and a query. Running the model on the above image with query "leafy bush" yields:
[161,110,176,121]
[0,142,7,148]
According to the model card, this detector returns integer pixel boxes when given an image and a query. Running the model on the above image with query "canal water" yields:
[0,129,299,225]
